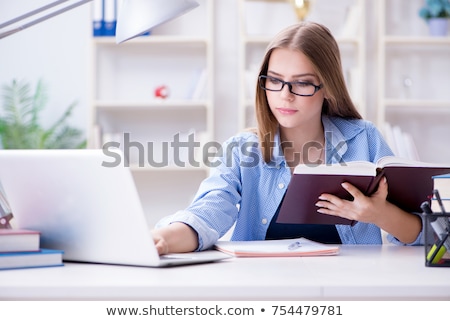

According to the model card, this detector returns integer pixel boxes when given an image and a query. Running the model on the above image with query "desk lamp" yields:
[0,0,200,42]
[0,0,199,228]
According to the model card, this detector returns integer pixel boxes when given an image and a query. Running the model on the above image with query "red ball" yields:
[154,85,169,99]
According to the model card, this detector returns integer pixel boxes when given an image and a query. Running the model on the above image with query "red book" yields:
[277,156,450,225]
[0,229,40,253]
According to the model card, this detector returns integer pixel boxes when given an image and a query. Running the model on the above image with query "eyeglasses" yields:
[258,75,323,97]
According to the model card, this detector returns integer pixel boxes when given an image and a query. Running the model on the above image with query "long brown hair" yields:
[255,21,362,163]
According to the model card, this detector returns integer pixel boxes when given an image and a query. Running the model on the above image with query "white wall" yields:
[0,0,91,134]
[213,0,240,143]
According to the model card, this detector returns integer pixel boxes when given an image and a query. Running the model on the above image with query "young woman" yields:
[152,21,423,255]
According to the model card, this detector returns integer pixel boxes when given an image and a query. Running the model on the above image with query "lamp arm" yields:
[0,0,93,40]
[0,0,70,29]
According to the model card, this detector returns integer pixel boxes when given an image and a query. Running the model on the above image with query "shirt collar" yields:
[267,115,366,166]
[322,114,365,164]
[267,130,285,168]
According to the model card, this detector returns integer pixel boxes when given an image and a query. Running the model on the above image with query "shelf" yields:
[94,100,210,110]
[93,35,209,46]
[242,35,271,44]
[377,0,450,163]
[244,35,362,45]
[384,36,450,45]
[383,99,450,109]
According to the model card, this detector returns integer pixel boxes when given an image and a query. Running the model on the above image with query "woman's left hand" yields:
[315,176,389,224]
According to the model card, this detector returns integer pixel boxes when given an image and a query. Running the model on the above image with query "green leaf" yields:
[0,79,86,149]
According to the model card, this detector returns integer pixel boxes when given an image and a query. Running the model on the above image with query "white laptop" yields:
[0,149,230,267]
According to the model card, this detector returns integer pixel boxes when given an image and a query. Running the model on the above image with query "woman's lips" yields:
[276,107,297,115]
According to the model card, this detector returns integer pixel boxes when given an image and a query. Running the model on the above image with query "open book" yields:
[277,156,450,225]
[214,237,339,257]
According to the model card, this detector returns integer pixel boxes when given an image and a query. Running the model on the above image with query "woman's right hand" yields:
[151,222,199,255]
[152,231,169,255]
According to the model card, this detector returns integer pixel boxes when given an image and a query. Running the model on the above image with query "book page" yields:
[377,155,450,168]
[294,161,376,176]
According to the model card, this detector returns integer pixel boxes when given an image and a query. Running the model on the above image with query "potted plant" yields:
[418,0,450,36]
[0,79,86,149]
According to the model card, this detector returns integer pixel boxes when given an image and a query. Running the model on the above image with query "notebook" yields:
[0,149,230,267]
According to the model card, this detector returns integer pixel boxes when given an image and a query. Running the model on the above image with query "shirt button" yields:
[261,218,268,225]
[278,183,285,189]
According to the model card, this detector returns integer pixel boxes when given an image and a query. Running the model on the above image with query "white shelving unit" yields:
[89,0,214,227]
[237,0,367,131]
[377,0,450,162]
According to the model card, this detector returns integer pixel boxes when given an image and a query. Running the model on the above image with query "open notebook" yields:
[0,149,230,267]
[215,237,339,257]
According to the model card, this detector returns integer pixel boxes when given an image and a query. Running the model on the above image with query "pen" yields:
[421,201,450,264]
[427,233,449,265]
[288,241,301,250]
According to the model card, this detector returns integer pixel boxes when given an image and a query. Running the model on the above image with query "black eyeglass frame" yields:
[258,75,323,97]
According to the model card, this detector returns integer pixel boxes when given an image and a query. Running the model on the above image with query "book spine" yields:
[92,0,104,37]
[190,68,207,100]
[103,0,117,37]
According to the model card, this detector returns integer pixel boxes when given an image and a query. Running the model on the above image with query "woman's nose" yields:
[279,83,294,100]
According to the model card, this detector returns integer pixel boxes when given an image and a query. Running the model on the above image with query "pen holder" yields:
[422,211,450,267]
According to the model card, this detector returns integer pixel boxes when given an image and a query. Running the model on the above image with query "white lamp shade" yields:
[116,0,200,43]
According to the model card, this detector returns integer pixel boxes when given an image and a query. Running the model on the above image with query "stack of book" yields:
[0,229,63,270]
[91,0,152,38]
[432,173,450,213]
[92,0,117,37]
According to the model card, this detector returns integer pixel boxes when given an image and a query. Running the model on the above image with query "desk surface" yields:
[1,245,449,300]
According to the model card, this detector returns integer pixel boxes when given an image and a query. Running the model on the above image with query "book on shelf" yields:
[402,132,420,162]
[92,0,104,36]
[383,123,398,157]
[277,156,450,226]
[214,237,339,258]
[340,4,360,38]
[0,248,64,270]
[94,0,137,38]
[0,229,40,253]
[189,68,207,100]
[392,126,413,160]
[103,0,117,36]
[383,123,420,161]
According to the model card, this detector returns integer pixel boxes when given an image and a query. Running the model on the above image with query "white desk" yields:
[0,245,449,300]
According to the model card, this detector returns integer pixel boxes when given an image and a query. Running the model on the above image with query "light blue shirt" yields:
[156,115,424,250]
